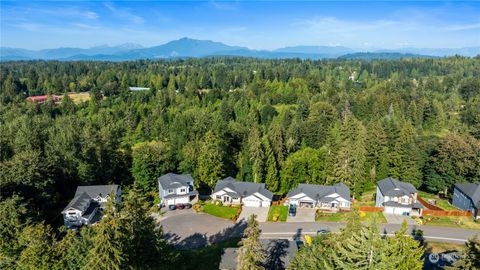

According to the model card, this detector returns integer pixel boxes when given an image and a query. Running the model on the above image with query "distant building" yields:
[62,185,121,228]
[452,183,479,219]
[375,177,423,216]
[26,95,62,103]
[287,183,351,211]
[158,173,197,206]
[129,87,151,91]
[211,177,273,207]
[219,239,298,270]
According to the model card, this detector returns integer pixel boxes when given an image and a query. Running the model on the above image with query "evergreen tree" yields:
[237,214,266,270]
[248,127,265,183]
[387,221,424,270]
[196,131,225,189]
[263,137,279,192]
[16,223,55,270]
[448,235,480,270]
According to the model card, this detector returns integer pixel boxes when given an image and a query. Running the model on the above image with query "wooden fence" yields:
[358,206,384,212]
[271,198,287,206]
[417,196,443,211]
[423,209,471,217]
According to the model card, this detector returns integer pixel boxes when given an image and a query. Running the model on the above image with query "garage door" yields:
[385,206,394,214]
[244,200,261,207]
[394,207,409,215]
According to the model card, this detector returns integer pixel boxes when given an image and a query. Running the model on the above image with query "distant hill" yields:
[2,37,478,61]
[338,52,435,60]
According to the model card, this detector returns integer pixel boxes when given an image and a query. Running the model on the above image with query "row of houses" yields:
[62,174,480,227]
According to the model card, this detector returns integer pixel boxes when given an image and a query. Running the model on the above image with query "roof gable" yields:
[158,173,194,190]
[213,177,274,200]
[377,177,416,196]
[288,183,350,202]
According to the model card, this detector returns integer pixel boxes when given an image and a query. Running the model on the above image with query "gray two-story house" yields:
[452,183,480,219]
[376,177,423,216]
[158,173,198,206]
[62,185,121,228]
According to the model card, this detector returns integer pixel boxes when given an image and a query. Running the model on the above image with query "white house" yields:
[211,177,273,207]
[287,183,351,211]
[62,185,121,228]
[158,173,198,206]
[375,177,423,216]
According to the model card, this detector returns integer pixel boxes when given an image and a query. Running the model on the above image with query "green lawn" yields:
[417,215,480,230]
[176,238,240,270]
[268,205,288,222]
[202,202,240,220]
[417,191,458,210]
[315,210,387,224]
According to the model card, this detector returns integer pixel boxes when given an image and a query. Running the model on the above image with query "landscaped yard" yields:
[416,215,480,230]
[267,205,288,222]
[177,238,240,270]
[417,191,458,210]
[202,201,241,220]
[315,210,387,224]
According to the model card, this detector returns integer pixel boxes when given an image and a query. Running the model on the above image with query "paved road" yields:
[158,212,480,249]
[260,222,479,243]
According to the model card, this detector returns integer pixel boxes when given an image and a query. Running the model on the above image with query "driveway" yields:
[158,212,247,249]
[384,213,416,225]
[237,206,270,223]
[287,208,316,222]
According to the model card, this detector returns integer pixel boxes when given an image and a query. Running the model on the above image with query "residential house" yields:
[219,239,298,270]
[158,173,198,206]
[62,185,121,228]
[375,177,423,216]
[287,183,351,211]
[211,177,273,207]
[452,183,480,219]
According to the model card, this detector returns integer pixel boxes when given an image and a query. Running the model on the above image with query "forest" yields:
[1,57,480,269]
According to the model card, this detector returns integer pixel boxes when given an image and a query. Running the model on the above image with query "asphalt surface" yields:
[158,212,480,249]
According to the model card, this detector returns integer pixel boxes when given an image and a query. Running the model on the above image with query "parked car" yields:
[168,204,176,211]
[317,229,330,235]
[184,203,192,209]
[175,203,185,210]
[288,204,296,216]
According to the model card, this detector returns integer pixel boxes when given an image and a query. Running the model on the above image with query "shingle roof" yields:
[287,183,350,202]
[63,185,119,213]
[213,177,274,200]
[219,239,298,270]
[377,177,416,197]
[74,185,119,198]
[455,183,480,208]
[158,173,194,190]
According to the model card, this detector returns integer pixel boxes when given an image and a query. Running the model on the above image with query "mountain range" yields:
[1,37,479,61]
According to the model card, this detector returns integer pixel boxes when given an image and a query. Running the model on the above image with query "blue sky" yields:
[1,1,479,50]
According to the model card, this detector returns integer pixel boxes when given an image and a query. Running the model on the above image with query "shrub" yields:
[216,201,223,206]
[273,214,279,222]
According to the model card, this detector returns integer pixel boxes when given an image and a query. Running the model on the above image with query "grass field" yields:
[424,241,465,254]
[417,191,458,210]
[418,215,480,230]
[267,205,288,222]
[177,238,240,270]
[67,92,91,104]
[202,202,240,220]
[315,210,387,224]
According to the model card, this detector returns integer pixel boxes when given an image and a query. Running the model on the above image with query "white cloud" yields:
[104,3,144,25]
[83,11,99,20]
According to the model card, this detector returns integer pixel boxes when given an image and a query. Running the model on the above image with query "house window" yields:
[168,189,174,194]
[180,188,186,193]
[216,195,221,199]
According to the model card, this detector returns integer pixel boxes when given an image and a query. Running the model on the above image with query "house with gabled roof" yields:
[452,183,480,219]
[158,173,198,206]
[287,183,351,211]
[375,177,423,216]
[62,185,121,228]
[211,177,274,207]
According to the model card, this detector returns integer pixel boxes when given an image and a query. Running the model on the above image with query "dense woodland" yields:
[1,57,480,269]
